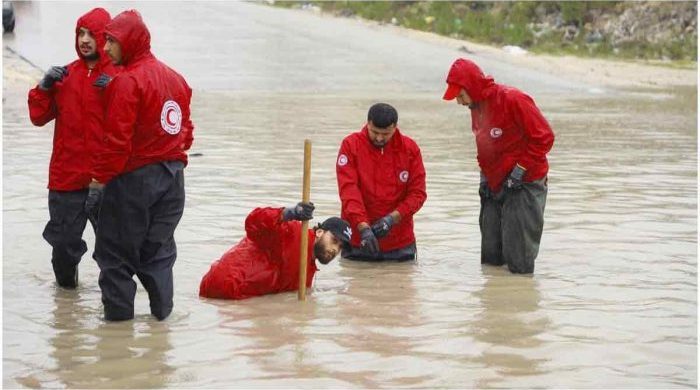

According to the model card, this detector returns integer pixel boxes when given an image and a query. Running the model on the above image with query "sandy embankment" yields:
[344,14,698,90]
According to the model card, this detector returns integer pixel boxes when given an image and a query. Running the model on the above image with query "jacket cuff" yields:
[94,172,114,184]
[396,205,410,220]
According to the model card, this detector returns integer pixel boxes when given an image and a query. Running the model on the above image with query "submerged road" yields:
[6,1,590,95]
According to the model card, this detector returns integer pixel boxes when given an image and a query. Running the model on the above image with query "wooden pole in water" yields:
[298,139,312,301]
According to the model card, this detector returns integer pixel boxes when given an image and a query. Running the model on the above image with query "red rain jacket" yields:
[446,58,554,192]
[92,10,194,184]
[336,126,427,252]
[28,8,118,191]
[199,207,318,300]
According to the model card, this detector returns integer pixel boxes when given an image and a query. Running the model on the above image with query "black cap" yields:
[320,217,352,248]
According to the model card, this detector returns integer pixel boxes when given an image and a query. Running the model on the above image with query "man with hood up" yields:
[199,203,352,300]
[28,7,118,289]
[336,103,427,261]
[443,58,554,274]
[91,10,194,321]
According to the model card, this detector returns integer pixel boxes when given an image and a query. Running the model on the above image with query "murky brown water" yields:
[3,2,697,388]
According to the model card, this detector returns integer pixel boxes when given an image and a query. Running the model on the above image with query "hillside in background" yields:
[273,1,697,63]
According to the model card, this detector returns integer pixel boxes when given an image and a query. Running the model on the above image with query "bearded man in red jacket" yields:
[336,103,427,261]
[27,8,118,289]
[443,58,555,274]
[199,203,351,300]
[91,10,194,321]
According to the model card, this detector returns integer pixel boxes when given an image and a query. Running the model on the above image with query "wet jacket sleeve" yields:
[396,144,427,219]
[510,92,554,171]
[336,139,368,228]
[93,75,139,183]
[27,86,57,126]
[182,86,194,151]
[244,207,285,249]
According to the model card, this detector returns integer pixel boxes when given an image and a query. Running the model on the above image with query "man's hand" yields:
[282,202,314,221]
[371,214,394,238]
[360,227,380,254]
[504,165,526,191]
[478,171,491,199]
[84,182,104,223]
[93,73,112,89]
[39,66,68,90]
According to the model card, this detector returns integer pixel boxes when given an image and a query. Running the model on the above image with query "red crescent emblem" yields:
[166,108,177,126]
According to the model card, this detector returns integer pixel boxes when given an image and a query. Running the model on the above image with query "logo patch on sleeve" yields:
[337,154,348,166]
[160,100,182,135]
[399,170,409,182]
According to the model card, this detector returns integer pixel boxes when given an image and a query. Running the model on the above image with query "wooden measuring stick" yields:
[298,139,312,301]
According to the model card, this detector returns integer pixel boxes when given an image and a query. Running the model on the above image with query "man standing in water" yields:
[91,10,194,321]
[443,58,554,274]
[336,103,427,261]
[27,8,117,289]
[199,203,352,299]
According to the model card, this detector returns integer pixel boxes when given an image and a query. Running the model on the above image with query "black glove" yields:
[478,171,491,199]
[371,214,394,239]
[84,186,103,223]
[504,165,526,191]
[282,202,314,221]
[93,73,112,89]
[39,66,68,90]
[360,228,380,254]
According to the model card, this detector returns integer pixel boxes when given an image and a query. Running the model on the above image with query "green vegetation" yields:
[272,1,697,63]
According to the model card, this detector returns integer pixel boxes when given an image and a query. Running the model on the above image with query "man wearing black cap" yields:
[199,203,352,300]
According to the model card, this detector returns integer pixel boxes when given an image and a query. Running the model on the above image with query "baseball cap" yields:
[320,217,352,248]
[442,83,462,100]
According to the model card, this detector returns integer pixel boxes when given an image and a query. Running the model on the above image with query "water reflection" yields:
[331,259,429,387]
[472,266,549,387]
[48,290,173,388]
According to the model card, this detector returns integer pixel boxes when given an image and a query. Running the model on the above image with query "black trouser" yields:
[94,161,185,321]
[342,242,417,262]
[479,178,547,274]
[43,189,95,286]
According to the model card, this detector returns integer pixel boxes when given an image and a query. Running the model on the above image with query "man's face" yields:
[104,35,123,65]
[78,27,98,59]
[367,121,396,148]
[455,89,474,108]
[313,230,342,265]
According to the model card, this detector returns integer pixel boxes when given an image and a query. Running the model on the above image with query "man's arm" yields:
[181,86,194,151]
[511,92,555,171]
[336,139,369,229]
[27,87,57,127]
[92,75,139,184]
[244,207,286,248]
[395,144,427,221]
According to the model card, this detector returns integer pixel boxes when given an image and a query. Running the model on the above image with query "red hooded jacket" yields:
[446,58,554,192]
[199,207,318,300]
[336,126,427,252]
[93,10,194,184]
[27,8,118,191]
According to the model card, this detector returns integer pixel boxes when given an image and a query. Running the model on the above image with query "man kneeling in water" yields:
[199,203,351,300]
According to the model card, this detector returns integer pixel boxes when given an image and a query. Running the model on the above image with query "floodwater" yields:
[3,2,697,388]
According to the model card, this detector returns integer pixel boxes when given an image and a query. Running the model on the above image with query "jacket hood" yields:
[445,58,496,102]
[75,8,111,63]
[104,9,151,65]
